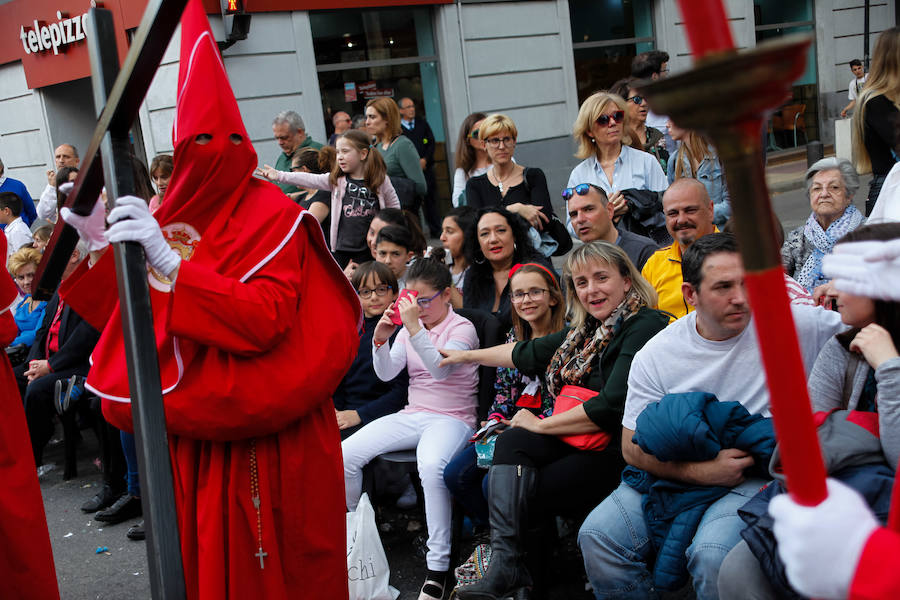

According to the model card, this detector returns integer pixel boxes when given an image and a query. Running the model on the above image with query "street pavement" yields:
[38,157,871,599]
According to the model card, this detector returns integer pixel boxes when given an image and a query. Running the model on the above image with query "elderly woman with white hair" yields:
[781,157,865,293]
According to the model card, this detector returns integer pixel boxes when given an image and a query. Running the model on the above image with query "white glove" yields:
[769,478,879,600]
[59,190,109,253]
[105,195,181,277]
[823,240,900,301]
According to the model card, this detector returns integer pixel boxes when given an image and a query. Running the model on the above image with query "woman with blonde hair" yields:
[366,97,427,211]
[6,247,47,362]
[667,120,731,225]
[441,241,668,599]
[852,26,900,215]
[464,114,565,246]
[566,92,667,233]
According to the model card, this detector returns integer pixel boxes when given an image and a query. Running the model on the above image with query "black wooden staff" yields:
[34,1,190,598]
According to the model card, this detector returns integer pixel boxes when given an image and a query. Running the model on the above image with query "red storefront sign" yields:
[0,0,451,89]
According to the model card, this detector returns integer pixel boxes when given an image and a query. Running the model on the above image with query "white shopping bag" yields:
[346,493,399,600]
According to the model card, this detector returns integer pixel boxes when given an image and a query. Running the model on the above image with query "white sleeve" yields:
[37,184,57,221]
[622,346,666,430]
[452,168,467,208]
[373,335,407,382]
[408,328,474,381]
[647,155,669,192]
[275,171,333,191]
[792,304,846,374]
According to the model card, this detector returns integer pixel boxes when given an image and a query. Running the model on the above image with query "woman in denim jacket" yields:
[667,122,731,226]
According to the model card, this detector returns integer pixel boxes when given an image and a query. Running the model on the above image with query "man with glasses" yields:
[565,183,658,269]
[399,97,442,238]
[271,110,323,196]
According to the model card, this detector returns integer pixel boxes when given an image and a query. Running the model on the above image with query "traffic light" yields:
[219,0,250,46]
[223,0,244,15]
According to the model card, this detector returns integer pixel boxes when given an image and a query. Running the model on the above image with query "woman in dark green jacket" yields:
[440,241,668,600]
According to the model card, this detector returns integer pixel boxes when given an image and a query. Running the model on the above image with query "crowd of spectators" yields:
[4,35,900,600]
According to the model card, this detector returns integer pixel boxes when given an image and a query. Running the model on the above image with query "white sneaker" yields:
[37,464,56,478]
[396,482,418,509]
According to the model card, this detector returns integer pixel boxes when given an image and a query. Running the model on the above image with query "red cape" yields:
[59,2,360,597]
[0,235,59,600]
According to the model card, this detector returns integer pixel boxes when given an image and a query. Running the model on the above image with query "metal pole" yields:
[864,0,871,71]
[86,8,186,599]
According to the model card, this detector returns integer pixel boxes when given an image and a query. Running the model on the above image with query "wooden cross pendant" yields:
[255,546,267,569]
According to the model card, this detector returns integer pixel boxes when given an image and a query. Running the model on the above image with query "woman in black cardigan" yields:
[462,207,554,330]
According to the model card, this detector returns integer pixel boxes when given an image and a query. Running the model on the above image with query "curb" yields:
[768,178,805,194]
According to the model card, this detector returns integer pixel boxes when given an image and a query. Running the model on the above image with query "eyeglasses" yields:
[562,183,605,201]
[358,284,393,298]
[468,129,479,139]
[416,289,444,308]
[485,136,515,148]
[626,95,645,105]
[510,288,549,303]
[595,111,625,126]
[810,184,844,196]
[14,272,34,282]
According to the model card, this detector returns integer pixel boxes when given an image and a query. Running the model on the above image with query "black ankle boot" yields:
[456,464,536,600]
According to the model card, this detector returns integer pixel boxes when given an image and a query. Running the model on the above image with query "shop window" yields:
[311,7,444,145]
[755,0,817,149]
[569,0,655,104]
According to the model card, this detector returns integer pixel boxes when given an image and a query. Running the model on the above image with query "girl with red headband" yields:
[444,262,566,527]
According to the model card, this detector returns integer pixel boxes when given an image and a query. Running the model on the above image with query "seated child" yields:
[376,224,418,291]
[334,261,409,439]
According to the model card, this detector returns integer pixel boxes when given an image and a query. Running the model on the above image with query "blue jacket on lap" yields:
[623,392,775,591]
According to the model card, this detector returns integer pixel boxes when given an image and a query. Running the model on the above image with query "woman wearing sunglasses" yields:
[343,254,481,600]
[610,78,669,172]
[565,92,668,234]
[452,112,490,207]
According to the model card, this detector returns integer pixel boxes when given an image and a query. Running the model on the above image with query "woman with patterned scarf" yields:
[782,157,866,294]
[439,241,668,599]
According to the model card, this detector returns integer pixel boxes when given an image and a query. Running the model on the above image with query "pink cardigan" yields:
[274,171,400,249]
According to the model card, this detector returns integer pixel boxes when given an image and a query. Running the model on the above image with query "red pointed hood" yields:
[154,0,255,234]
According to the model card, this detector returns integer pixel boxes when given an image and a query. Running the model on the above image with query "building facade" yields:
[0,0,893,216]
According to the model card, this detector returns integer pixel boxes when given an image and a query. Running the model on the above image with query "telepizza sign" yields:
[0,0,130,89]
[19,10,90,56]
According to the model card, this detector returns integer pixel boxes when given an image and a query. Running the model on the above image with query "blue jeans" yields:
[443,443,490,526]
[577,479,764,600]
[120,431,140,497]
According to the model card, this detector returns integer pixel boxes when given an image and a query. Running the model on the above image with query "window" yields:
[310,7,445,144]
[569,0,655,104]
[754,0,817,148]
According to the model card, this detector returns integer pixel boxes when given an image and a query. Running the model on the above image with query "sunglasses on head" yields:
[561,183,605,201]
[595,110,625,126]
[626,95,645,105]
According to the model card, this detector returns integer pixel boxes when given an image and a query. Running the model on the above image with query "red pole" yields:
[676,0,735,57]
[674,0,828,506]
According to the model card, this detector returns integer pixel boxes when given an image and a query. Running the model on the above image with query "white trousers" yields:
[343,410,473,570]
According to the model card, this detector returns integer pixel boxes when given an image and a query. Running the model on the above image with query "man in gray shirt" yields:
[566,182,658,270]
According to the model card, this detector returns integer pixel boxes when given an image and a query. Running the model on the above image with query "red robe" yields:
[0,235,59,600]
[850,528,900,599]
[62,197,359,599]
